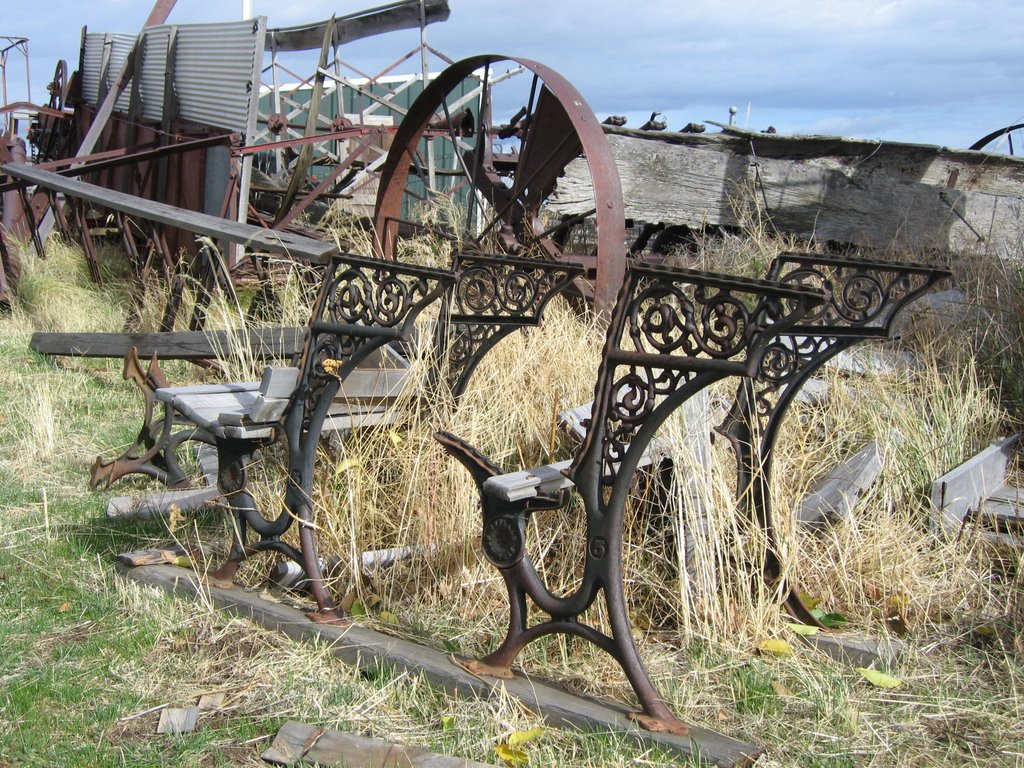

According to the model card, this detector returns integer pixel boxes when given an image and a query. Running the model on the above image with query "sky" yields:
[5,0,1024,150]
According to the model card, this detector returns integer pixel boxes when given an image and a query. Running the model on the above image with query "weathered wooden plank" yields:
[156,706,199,735]
[796,442,882,528]
[106,487,223,519]
[262,720,494,768]
[30,327,305,360]
[804,632,905,669]
[119,563,762,767]
[267,0,450,51]
[930,435,1019,535]
[1,164,337,263]
[550,125,1024,257]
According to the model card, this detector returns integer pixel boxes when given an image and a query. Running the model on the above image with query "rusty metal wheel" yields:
[47,60,69,111]
[373,55,626,314]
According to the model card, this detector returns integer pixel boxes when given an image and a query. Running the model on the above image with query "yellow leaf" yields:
[770,680,794,697]
[507,727,544,748]
[388,430,404,446]
[173,555,193,569]
[378,610,399,625]
[494,743,529,766]
[441,715,456,731]
[856,667,903,689]
[58,601,72,613]
[334,458,361,476]
[757,639,795,657]
[786,622,819,636]
[798,591,822,610]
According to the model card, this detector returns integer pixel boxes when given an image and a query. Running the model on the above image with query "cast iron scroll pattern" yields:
[714,253,951,627]
[208,253,455,619]
[436,263,826,734]
[746,254,951,437]
[585,267,819,488]
[439,253,583,398]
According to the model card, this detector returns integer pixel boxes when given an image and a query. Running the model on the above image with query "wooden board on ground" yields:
[118,563,762,767]
[796,442,882,528]
[30,327,305,360]
[106,487,223,519]
[263,720,494,768]
[930,435,1022,546]
[804,632,905,669]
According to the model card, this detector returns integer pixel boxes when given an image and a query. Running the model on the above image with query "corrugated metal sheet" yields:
[81,32,135,107]
[138,27,171,122]
[109,35,135,112]
[173,19,262,132]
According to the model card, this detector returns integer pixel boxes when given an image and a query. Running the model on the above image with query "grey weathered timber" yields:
[931,435,1024,546]
[119,563,762,767]
[106,486,222,519]
[549,125,1024,257]
[262,720,494,768]
[804,632,905,669]
[156,706,200,735]
[30,327,305,360]
[1,164,337,264]
[267,1,450,51]
[795,442,882,528]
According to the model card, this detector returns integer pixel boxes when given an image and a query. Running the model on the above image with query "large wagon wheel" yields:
[47,60,69,111]
[373,55,627,315]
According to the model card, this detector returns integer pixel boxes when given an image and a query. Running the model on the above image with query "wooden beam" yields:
[29,327,305,360]
[550,125,1024,257]
[2,165,336,263]
[120,563,763,767]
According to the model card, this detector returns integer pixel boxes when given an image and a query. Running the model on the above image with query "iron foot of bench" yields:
[306,609,349,626]
[461,658,515,680]
[628,712,691,736]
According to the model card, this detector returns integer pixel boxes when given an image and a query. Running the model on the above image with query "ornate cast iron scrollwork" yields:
[436,252,584,397]
[437,262,827,734]
[715,253,951,626]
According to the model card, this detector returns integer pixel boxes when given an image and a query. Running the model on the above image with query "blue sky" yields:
[6,0,1023,149]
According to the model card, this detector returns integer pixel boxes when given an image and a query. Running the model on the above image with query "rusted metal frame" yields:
[273,130,382,230]
[155,27,180,207]
[149,223,185,332]
[716,253,952,627]
[116,212,149,329]
[435,263,827,734]
[207,253,456,620]
[273,19,336,227]
[187,240,238,331]
[237,126,378,156]
[319,67,412,119]
[71,199,102,282]
[90,346,202,489]
[49,192,74,243]
[17,186,45,258]
[120,33,147,195]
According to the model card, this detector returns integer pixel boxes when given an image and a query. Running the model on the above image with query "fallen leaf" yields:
[494,743,528,766]
[757,639,795,657]
[507,727,544,748]
[378,610,399,625]
[441,714,456,731]
[786,622,818,636]
[798,591,823,610]
[334,458,361,476]
[58,601,72,613]
[172,555,193,569]
[388,430,404,447]
[350,600,367,617]
[856,667,903,689]
[716,709,729,722]
[771,680,794,697]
